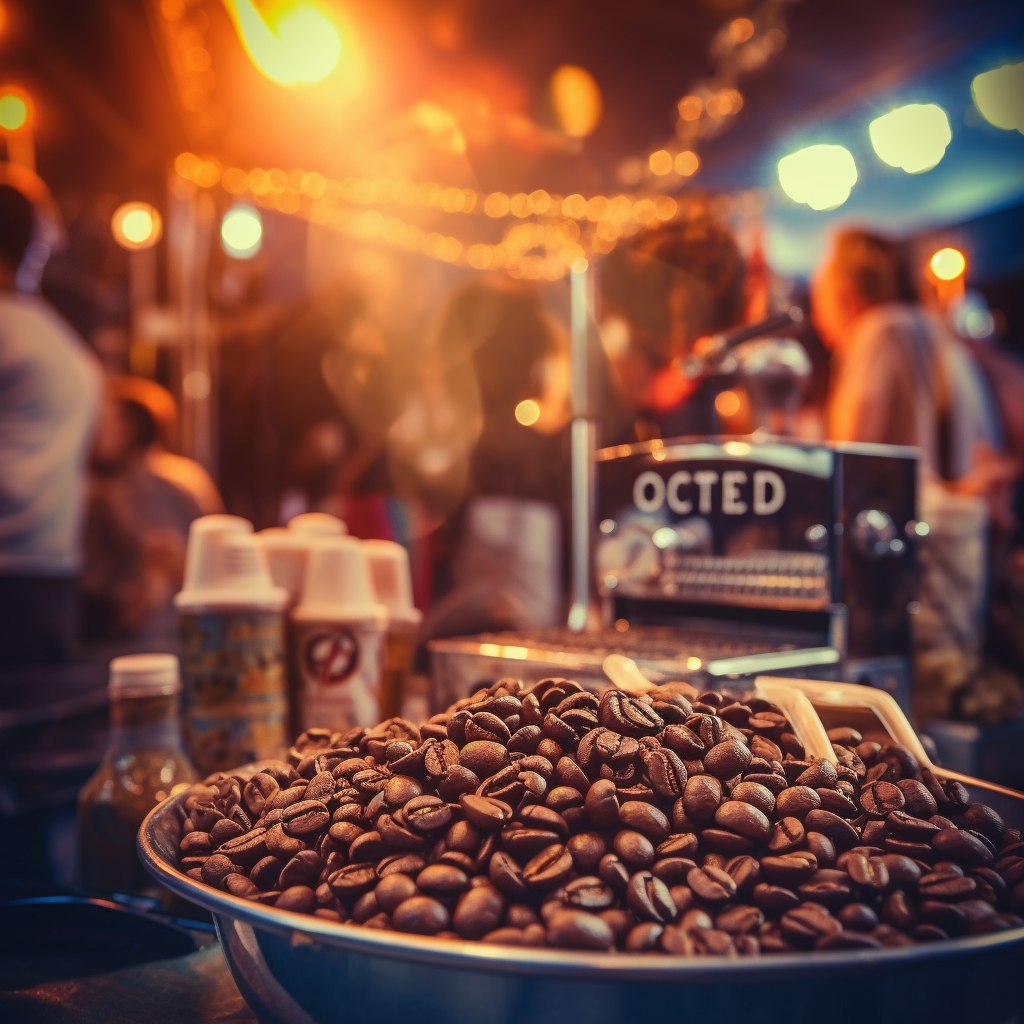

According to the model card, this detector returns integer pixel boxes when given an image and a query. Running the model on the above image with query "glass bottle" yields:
[78,654,196,896]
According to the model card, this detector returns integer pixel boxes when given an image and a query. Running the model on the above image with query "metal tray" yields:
[139,680,1024,1024]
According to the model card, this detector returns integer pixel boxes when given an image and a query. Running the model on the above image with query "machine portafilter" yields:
[678,306,811,436]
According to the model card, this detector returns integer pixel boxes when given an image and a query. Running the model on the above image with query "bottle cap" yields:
[175,514,288,612]
[292,536,387,627]
[109,653,180,697]
[288,512,347,537]
[362,539,422,629]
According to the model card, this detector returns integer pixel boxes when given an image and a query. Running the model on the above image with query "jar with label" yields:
[175,515,290,775]
[289,536,387,734]
[78,654,196,896]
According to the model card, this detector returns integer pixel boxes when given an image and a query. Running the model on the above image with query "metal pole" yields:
[568,264,596,632]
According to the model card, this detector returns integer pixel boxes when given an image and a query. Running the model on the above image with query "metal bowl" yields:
[140,768,1024,1024]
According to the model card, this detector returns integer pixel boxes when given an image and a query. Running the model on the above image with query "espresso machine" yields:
[429,301,922,711]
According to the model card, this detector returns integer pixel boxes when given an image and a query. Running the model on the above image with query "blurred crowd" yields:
[2,172,1024,727]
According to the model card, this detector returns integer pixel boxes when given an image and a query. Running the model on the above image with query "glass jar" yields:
[77,654,196,896]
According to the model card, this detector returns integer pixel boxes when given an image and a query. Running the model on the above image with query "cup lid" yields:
[109,653,180,696]
[292,536,386,626]
[362,539,422,627]
[288,512,347,537]
[176,515,288,612]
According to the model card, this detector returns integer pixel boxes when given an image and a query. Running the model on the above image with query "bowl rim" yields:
[139,784,1024,982]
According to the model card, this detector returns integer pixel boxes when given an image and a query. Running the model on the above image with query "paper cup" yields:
[289,538,387,735]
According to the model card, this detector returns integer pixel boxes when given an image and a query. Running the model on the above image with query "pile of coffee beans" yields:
[173,677,1024,954]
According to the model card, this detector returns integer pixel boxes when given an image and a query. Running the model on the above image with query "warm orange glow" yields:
[484,192,510,218]
[930,247,966,281]
[728,18,755,44]
[707,89,743,118]
[677,95,702,121]
[715,389,741,418]
[549,65,603,138]
[223,0,342,85]
[111,202,162,251]
[0,4,8,38]
[0,87,31,131]
[675,150,699,176]
[648,150,673,175]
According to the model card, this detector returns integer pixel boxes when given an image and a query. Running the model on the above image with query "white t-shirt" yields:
[0,293,101,575]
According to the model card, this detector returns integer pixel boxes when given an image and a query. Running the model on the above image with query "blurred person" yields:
[79,380,203,640]
[0,182,101,666]
[598,215,746,441]
[813,229,1010,485]
[105,375,224,516]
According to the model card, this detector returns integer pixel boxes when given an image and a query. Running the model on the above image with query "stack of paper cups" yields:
[289,536,387,735]
[258,513,348,607]
[362,539,422,719]
[174,515,289,774]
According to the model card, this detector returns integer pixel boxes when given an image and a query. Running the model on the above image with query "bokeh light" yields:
[714,389,741,418]
[648,149,673,175]
[777,144,858,211]
[869,103,951,173]
[514,399,541,426]
[111,202,163,251]
[0,87,30,131]
[221,205,263,258]
[929,247,966,281]
[549,65,603,138]
[226,0,342,85]
[972,62,1024,134]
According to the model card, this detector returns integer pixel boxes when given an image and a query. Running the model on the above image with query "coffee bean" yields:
[619,801,671,842]
[564,875,616,910]
[217,827,269,866]
[780,903,841,946]
[460,793,513,831]
[804,809,859,850]
[375,873,418,913]
[613,829,656,870]
[767,817,805,854]
[860,780,905,818]
[715,800,771,841]
[662,724,705,759]
[687,865,737,903]
[930,827,994,867]
[599,692,664,737]
[523,844,574,889]
[704,739,752,779]
[731,781,776,816]
[715,904,763,935]
[393,895,450,934]
[546,908,615,949]
[683,775,722,822]
[627,870,676,922]
[584,779,620,828]
[795,759,837,790]
[328,863,378,898]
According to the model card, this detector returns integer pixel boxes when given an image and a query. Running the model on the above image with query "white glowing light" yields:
[514,399,541,426]
[930,247,966,281]
[972,62,1024,134]
[777,145,858,211]
[869,103,951,173]
[221,205,262,258]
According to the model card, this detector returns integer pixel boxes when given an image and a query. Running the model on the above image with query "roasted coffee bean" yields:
[404,795,452,832]
[627,870,676,922]
[281,800,330,839]
[760,853,818,887]
[838,902,879,931]
[567,831,607,871]
[564,875,616,910]
[224,873,260,899]
[918,872,977,901]
[780,903,842,946]
[546,908,615,950]
[417,863,470,894]
[584,779,620,827]
[613,829,656,870]
[766,817,805,854]
[375,873,418,913]
[619,801,671,842]
[452,884,505,939]
[488,851,528,899]
[715,800,771,841]
[932,827,995,867]
[522,844,575,890]
[217,827,269,866]
[795,759,837,790]
[460,793,513,831]
[458,741,510,779]
[775,786,820,820]
[683,775,722,822]
[278,850,322,889]
[860,780,905,818]
[599,692,664,738]
[687,865,737,903]
[704,739,752,779]
[715,905,763,935]
[393,896,450,935]
[662,724,705,759]
[625,921,664,952]
[804,809,859,850]
[730,781,776,816]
